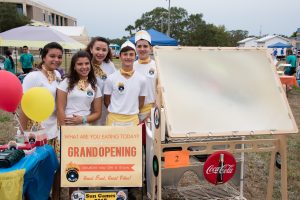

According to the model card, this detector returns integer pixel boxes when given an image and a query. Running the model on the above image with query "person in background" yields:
[4,50,15,74]
[104,40,146,126]
[56,50,102,127]
[56,66,65,78]
[285,48,297,75]
[86,37,116,125]
[20,45,34,74]
[296,62,300,84]
[134,30,157,122]
[273,48,278,58]
[280,48,285,58]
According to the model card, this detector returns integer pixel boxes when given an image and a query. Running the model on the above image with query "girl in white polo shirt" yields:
[134,30,157,122]
[104,41,146,126]
[20,42,63,143]
[56,51,102,126]
[86,37,116,125]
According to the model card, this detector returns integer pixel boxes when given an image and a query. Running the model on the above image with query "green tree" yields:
[184,14,230,46]
[227,30,249,46]
[126,7,189,44]
[125,25,135,36]
[108,37,127,46]
[0,3,30,32]
[133,7,168,32]
[125,7,248,47]
[291,31,297,37]
[168,7,189,43]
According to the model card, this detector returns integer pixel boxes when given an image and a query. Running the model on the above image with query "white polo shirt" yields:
[104,70,146,115]
[95,61,117,92]
[95,61,116,125]
[22,70,61,139]
[57,78,102,117]
[134,59,157,105]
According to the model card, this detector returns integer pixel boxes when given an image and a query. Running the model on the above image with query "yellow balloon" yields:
[21,87,55,122]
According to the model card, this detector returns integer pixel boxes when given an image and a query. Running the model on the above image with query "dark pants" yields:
[22,68,32,74]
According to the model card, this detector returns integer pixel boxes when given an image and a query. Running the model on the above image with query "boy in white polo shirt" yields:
[133,30,157,122]
[104,41,146,126]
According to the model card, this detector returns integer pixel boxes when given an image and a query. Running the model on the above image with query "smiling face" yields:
[43,48,63,71]
[90,41,109,64]
[136,40,151,60]
[74,57,91,79]
[120,50,136,69]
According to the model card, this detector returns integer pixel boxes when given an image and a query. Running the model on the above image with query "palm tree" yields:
[125,25,135,36]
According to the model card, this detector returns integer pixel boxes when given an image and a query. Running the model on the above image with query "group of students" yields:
[18,30,156,198]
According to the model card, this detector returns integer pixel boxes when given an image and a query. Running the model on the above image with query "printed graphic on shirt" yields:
[86,90,94,97]
[149,67,155,76]
[117,82,125,94]
[101,74,107,80]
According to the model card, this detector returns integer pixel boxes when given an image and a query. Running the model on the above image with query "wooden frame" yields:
[148,47,297,200]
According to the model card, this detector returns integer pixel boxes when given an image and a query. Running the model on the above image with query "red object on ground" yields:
[203,151,236,185]
[280,76,298,87]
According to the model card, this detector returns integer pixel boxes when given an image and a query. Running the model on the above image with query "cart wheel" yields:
[275,152,281,169]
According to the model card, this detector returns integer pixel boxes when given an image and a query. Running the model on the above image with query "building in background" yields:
[50,26,89,45]
[1,0,76,26]
[256,35,290,48]
[237,37,257,47]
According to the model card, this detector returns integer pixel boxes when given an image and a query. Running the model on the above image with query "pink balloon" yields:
[0,71,23,112]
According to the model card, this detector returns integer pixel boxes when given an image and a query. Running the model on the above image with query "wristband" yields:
[82,116,87,124]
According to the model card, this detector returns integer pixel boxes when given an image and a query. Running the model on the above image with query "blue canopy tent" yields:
[267,42,292,48]
[129,28,178,46]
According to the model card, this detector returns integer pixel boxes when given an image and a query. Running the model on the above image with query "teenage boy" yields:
[133,30,157,122]
[104,41,146,126]
[20,45,34,73]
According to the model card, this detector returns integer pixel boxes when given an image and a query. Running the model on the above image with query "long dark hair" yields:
[38,42,63,69]
[85,36,112,63]
[67,51,97,91]
[5,50,15,69]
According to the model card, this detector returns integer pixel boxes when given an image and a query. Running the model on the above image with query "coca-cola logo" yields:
[203,151,236,185]
[206,164,235,174]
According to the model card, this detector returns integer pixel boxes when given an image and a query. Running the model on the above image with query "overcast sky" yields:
[38,0,300,39]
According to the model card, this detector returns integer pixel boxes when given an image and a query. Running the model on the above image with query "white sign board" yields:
[61,126,142,187]
[154,47,298,137]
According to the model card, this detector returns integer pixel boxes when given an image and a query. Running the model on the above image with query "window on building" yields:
[60,17,63,26]
[49,15,51,23]
[51,14,55,25]
[56,15,59,25]
[43,13,46,21]
[16,4,23,15]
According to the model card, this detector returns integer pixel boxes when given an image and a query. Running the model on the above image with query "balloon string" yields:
[13,112,24,135]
